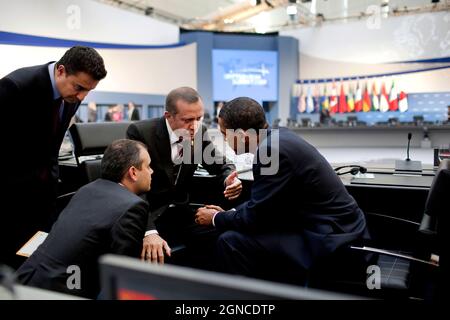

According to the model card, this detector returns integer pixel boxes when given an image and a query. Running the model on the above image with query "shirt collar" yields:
[165,119,181,145]
[48,62,61,100]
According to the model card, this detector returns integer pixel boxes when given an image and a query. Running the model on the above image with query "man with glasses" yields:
[127,87,242,266]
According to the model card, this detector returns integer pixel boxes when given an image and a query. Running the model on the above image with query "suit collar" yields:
[156,117,169,140]
[47,62,60,100]
[155,117,175,182]
[165,118,183,145]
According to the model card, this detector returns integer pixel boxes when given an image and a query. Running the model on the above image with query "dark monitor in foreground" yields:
[99,254,361,300]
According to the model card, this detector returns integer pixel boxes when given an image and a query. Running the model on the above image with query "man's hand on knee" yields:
[141,234,171,264]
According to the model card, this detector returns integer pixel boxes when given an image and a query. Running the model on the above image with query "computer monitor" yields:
[99,254,361,300]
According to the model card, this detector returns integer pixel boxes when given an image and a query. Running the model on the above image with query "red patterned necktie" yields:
[175,136,183,160]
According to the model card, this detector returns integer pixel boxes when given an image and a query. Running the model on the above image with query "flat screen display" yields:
[212,49,278,102]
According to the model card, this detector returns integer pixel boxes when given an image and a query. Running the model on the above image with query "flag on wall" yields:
[379,82,389,112]
[298,84,306,113]
[398,90,409,112]
[362,83,372,112]
[347,83,355,112]
[321,84,329,111]
[313,83,320,113]
[329,82,338,114]
[306,85,315,113]
[354,81,362,112]
[389,81,399,111]
[371,82,380,111]
[338,82,348,113]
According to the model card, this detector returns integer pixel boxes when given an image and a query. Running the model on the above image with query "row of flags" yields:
[292,80,409,114]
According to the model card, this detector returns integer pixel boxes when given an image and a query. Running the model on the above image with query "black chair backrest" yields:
[69,122,131,182]
[419,159,450,235]
[69,122,131,162]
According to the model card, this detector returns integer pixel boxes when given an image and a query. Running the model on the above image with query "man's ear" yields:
[55,64,66,77]
[164,111,171,120]
[127,166,138,182]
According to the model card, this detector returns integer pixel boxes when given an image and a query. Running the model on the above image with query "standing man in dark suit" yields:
[127,101,140,121]
[15,139,153,299]
[126,87,242,264]
[195,97,369,284]
[0,46,107,269]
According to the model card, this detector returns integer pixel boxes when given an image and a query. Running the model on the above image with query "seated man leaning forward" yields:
[15,139,153,299]
[126,87,242,266]
[195,97,370,284]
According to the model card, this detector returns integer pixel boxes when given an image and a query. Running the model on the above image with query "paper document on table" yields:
[16,231,48,257]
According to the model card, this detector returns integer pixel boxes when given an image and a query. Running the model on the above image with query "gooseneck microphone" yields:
[395,132,422,173]
[406,132,412,161]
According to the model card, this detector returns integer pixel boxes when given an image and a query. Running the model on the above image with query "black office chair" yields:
[301,118,312,127]
[309,160,449,300]
[69,122,130,184]
[347,116,358,127]
[388,117,399,126]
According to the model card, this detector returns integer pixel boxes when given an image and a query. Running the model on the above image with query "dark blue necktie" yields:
[52,97,63,135]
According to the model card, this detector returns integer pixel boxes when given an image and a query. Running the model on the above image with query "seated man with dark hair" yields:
[195,97,369,284]
[15,139,153,299]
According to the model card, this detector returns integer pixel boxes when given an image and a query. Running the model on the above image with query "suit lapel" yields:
[155,117,175,184]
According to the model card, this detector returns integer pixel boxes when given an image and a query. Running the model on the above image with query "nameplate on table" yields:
[351,174,433,188]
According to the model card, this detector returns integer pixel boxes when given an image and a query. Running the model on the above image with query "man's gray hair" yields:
[165,87,201,114]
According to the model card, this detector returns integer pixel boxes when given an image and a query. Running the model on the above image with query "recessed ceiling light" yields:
[286,5,298,15]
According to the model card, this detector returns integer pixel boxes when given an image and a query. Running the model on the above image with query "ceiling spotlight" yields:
[286,5,298,15]
[255,26,268,34]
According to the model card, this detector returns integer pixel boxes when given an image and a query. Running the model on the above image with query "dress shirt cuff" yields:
[212,212,219,227]
[144,230,158,237]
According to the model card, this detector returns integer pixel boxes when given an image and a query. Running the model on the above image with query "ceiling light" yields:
[286,5,298,15]
[255,26,268,33]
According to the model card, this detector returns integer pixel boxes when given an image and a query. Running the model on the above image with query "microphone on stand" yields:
[406,132,412,161]
[395,132,422,173]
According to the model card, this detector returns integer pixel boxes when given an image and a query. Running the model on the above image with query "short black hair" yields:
[219,97,267,131]
[166,87,201,114]
[56,46,107,80]
[101,139,147,182]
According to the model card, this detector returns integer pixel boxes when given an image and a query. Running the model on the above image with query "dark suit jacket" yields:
[0,63,80,267]
[126,117,235,230]
[1,62,79,186]
[130,108,140,121]
[215,127,369,269]
[15,179,149,299]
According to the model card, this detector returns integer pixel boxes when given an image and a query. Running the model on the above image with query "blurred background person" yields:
[127,101,140,121]
[87,101,98,122]
[112,104,124,122]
